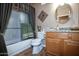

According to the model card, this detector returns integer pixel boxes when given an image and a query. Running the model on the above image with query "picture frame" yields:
[38,11,48,22]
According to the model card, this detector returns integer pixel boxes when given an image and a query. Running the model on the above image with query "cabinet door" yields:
[46,38,64,55]
[72,33,79,41]
[64,40,79,56]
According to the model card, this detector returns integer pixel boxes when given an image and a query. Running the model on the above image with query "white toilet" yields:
[32,31,44,54]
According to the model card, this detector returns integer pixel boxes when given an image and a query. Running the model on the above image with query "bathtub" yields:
[7,39,32,56]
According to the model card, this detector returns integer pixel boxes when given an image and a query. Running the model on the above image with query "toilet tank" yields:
[37,31,44,39]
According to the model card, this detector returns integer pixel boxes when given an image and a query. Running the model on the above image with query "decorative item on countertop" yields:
[37,26,41,31]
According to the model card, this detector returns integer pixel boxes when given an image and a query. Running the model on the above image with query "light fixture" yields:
[41,3,46,5]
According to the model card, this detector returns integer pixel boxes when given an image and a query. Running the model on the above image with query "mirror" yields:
[55,4,72,24]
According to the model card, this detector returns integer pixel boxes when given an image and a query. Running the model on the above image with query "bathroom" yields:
[0,3,79,56]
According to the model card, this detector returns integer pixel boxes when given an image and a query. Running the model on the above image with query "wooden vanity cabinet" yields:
[46,32,79,56]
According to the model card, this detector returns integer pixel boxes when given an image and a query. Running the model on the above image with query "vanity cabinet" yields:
[46,32,79,56]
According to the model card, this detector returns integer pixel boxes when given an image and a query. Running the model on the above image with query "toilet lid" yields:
[31,39,41,45]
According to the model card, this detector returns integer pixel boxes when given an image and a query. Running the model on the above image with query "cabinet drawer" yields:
[46,32,57,38]
[46,32,68,39]
[46,38,61,45]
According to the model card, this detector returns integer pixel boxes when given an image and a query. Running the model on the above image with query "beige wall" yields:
[32,3,79,31]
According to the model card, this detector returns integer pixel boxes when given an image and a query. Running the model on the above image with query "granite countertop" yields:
[48,30,79,32]
[46,27,79,32]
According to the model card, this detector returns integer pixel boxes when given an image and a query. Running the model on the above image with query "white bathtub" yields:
[7,39,32,56]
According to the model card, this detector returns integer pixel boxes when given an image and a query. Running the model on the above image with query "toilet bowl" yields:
[32,39,42,54]
[32,31,44,54]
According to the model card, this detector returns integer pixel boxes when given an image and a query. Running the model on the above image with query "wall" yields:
[7,39,32,56]
[32,3,79,32]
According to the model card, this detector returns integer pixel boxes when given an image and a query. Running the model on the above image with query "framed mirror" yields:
[55,4,72,24]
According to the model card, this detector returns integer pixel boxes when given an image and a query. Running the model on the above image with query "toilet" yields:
[31,31,45,54]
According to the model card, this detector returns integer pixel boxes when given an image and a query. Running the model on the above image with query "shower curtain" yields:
[0,3,12,56]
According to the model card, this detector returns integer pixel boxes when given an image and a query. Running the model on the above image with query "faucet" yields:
[56,23,59,31]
